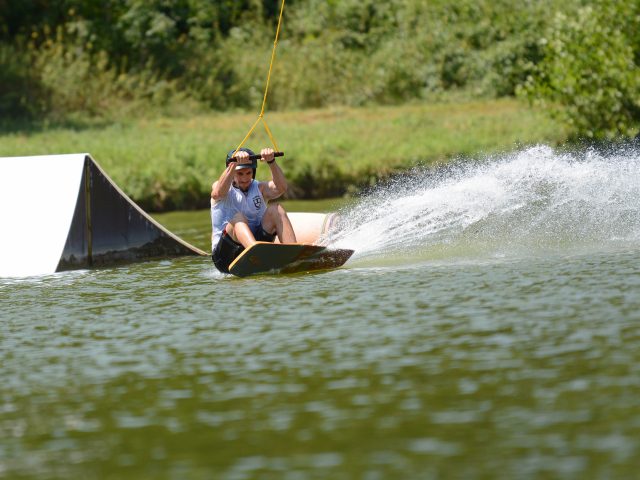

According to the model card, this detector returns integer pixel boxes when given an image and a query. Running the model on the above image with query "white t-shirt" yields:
[211,179,267,249]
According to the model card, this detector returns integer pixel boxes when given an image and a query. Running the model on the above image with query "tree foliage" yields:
[520,0,640,140]
[1,0,638,138]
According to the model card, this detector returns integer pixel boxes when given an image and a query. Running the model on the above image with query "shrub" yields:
[520,0,640,139]
[0,43,48,122]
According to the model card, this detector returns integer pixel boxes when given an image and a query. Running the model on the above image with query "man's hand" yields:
[233,149,251,167]
[260,148,275,163]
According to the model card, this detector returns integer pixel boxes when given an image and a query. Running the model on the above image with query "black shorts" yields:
[212,226,276,273]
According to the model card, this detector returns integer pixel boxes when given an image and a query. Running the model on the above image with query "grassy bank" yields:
[0,98,566,211]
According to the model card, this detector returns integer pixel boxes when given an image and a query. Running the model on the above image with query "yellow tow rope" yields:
[233,0,285,155]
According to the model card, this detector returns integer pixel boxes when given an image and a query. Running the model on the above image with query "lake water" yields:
[2,146,640,479]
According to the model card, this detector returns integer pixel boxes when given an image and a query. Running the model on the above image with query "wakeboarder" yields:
[210,147,297,273]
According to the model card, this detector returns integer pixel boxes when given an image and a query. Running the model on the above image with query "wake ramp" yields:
[0,154,206,277]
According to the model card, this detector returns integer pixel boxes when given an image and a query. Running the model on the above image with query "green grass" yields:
[0,98,567,211]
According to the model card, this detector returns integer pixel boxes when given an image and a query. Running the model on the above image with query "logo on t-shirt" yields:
[253,196,262,209]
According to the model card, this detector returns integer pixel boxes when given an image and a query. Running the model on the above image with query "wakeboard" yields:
[228,242,354,277]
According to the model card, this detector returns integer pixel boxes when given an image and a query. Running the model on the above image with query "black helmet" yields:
[226,147,256,171]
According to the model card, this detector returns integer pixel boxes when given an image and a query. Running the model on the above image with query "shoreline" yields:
[0,99,567,213]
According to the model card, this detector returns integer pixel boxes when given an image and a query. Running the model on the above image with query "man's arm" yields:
[259,148,288,200]
[211,161,237,201]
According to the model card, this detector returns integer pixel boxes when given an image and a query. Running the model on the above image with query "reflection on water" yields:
[3,146,640,478]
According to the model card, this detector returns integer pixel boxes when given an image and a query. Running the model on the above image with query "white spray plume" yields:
[329,145,640,260]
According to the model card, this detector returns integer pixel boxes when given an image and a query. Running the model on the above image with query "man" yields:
[210,147,297,273]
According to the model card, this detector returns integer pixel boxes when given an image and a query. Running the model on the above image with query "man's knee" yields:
[226,213,249,241]
[230,212,249,225]
[266,202,286,217]
[262,203,283,232]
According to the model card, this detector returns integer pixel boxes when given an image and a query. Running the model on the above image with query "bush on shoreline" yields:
[7,0,632,136]
[519,0,640,140]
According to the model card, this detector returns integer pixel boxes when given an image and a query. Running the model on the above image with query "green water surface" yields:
[1,209,639,479]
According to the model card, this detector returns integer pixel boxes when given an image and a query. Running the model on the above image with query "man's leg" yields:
[262,203,297,243]
[226,213,257,248]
